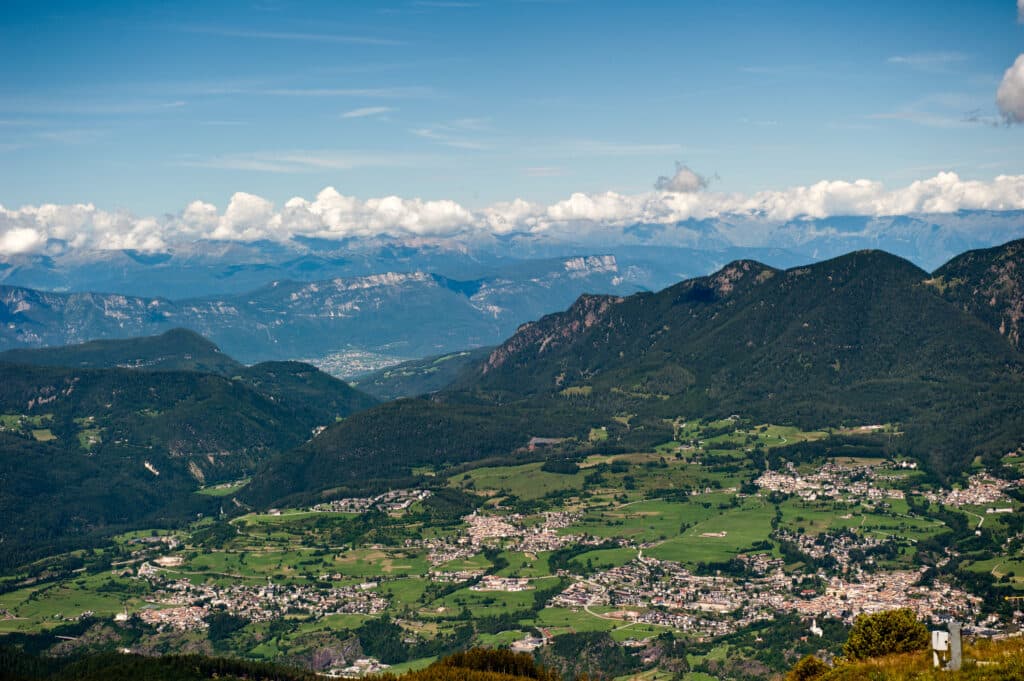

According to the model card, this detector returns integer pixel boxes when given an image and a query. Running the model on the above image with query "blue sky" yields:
[1,0,1023,217]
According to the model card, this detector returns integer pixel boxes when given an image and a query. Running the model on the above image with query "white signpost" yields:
[932,622,962,671]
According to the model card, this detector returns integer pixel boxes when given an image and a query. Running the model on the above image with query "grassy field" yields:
[386,657,438,674]
[569,547,638,572]
[453,462,589,500]
[535,607,620,633]
[571,495,735,544]
[31,428,57,442]
[649,500,775,564]
[965,556,1024,590]
[436,584,540,618]
[494,551,554,578]
[0,573,148,631]
[196,478,251,497]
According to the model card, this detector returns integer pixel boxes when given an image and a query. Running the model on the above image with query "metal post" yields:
[948,621,961,672]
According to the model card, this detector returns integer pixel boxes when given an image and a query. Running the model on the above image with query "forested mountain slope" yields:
[930,238,1024,353]
[0,339,376,568]
[0,328,242,374]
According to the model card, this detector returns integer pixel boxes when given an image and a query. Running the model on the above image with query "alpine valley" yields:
[4,238,1024,681]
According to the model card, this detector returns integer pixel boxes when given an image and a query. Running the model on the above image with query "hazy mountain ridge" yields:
[0,256,641,370]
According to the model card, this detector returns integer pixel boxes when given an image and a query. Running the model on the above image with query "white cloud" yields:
[341,106,396,119]
[0,227,44,254]
[214,192,279,240]
[1019,0,1024,23]
[997,54,1024,124]
[887,52,967,71]
[654,163,709,193]
[2,172,1024,255]
[0,202,169,254]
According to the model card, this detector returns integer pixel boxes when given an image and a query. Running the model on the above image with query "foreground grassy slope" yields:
[810,637,1024,681]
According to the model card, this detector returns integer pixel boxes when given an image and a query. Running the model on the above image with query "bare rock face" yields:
[483,294,624,374]
[288,635,363,672]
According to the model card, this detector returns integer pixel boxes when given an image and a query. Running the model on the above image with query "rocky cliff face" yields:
[482,294,624,374]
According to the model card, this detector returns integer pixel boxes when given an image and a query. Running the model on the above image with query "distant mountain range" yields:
[0,209,1020,375]
[2,209,1020,296]
[0,256,647,372]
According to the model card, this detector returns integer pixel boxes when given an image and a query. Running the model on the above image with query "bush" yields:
[842,608,929,661]
[786,655,829,681]
[540,459,580,475]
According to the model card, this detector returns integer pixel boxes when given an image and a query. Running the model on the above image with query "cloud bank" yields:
[2,171,1024,255]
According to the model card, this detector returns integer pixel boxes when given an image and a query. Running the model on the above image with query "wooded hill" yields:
[0,332,376,569]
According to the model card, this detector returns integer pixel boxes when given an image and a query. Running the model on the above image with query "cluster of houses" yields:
[790,569,981,622]
[323,657,391,678]
[470,576,532,592]
[463,511,521,544]
[512,511,583,553]
[755,460,905,503]
[925,473,1015,508]
[312,489,432,514]
[549,553,980,640]
[774,528,896,571]
[136,605,208,631]
[413,510,587,566]
[134,573,388,630]
[420,538,479,566]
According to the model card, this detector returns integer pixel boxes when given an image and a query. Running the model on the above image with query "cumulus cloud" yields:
[654,162,710,193]
[214,192,279,240]
[2,172,1024,255]
[0,227,45,254]
[997,54,1024,124]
